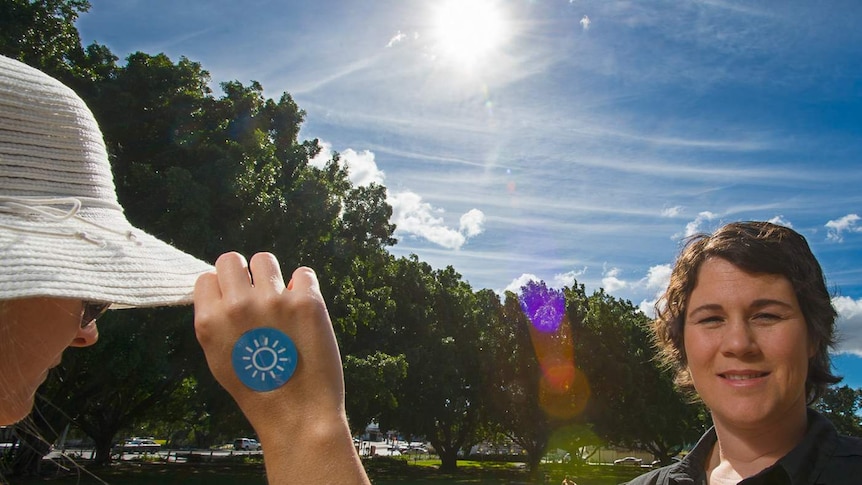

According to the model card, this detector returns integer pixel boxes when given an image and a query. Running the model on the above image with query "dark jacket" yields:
[626,409,862,485]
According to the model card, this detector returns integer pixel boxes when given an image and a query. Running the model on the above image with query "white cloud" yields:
[307,142,385,187]
[676,211,718,239]
[834,296,862,355]
[505,273,541,294]
[580,15,591,31]
[638,298,658,318]
[388,192,484,250]
[826,214,861,243]
[312,141,483,250]
[767,215,793,228]
[459,209,486,237]
[602,266,627,292]
[308,140,333,169]
[661,206,683,218]
[643,264,672,291]
[553,267,588,287]
[386,30,407,47]
[388,192,464,249]
[635,264,672,318]
[340,148,385,186]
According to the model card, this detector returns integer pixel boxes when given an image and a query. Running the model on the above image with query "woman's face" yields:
[683,257,813,432]
[0,298,99,425]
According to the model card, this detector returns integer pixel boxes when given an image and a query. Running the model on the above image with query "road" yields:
[45,447,264,462]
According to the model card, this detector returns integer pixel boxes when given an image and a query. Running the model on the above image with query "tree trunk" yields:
[438,448,459,473]
[92,434,114,465]
[526,453,543,480]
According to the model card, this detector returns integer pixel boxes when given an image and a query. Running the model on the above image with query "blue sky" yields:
[76,0,862,385]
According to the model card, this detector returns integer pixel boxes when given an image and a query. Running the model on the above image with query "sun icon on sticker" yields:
[232,327,298,392]
[241,335,292,381]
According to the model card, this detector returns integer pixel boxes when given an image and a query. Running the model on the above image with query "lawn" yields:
[7,458,646,485]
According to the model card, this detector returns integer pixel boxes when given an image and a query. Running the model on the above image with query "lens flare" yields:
[520,281,591,419]
[519,281,565,333]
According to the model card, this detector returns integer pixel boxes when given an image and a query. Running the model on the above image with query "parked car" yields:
[234,438,262,451]
[116,438,161,453]
[613,456,643,466]
[401,445,430,455]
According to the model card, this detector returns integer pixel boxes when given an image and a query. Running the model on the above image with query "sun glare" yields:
[430,0,508,67]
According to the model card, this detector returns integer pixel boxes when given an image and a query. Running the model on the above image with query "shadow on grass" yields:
[8,456,646,485]
[368,457,645,485]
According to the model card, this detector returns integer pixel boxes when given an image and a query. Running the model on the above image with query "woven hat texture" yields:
[0,55,213,308]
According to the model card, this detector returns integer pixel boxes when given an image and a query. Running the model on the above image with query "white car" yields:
[117,438,161,453]
[613,456,643,466]
[234,438,262,451]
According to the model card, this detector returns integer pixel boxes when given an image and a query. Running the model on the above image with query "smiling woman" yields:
[429,0,509,66]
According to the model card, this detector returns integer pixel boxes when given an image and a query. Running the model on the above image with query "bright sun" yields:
[430,0,508,67]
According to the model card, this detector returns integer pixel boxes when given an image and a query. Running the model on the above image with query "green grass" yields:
[7,458,646,485]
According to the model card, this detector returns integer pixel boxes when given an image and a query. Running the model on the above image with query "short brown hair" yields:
[653,221,840,403]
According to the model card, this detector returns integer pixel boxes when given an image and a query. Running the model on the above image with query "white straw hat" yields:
[0,55,213,308]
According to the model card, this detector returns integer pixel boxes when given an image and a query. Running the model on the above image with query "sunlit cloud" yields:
[580,15,591,31]
[601,265,627,292]
[341,149,386,186]
[643,264,672,292]
[459,209,485,237]
[834,296,862,355]
[636,264,672,318]
[768,215,793,228]
[308,141,385,187]
[826,214,861,243]
[675,211,718,239]
[553,267,588,288]
[388,192,485,250]
[311,141,482,250]
[505,273,541,294]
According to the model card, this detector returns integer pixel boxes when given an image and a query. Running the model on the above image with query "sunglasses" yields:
[81,301,111,328]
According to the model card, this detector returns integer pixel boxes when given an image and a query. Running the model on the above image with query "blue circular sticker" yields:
[232,327,298,392]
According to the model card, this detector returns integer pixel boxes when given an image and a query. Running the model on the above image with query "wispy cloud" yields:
[386,30,407,48]
[826,214,861,243]
[580,15,591,31]
[662,206,683,218]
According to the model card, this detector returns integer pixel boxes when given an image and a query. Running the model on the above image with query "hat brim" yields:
[0,205,213,308]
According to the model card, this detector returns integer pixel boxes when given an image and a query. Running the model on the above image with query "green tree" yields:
[815,385,862,437]
[34,307,200,464]
[343,352,408,435]
[12,43,397,473]
[382,258,484,473]
[572,288,706,463]
[480,289,552,474]
[480,282,593,476]
[0,0,90,79]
